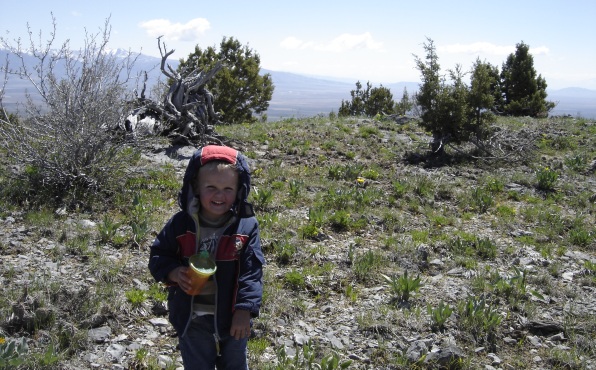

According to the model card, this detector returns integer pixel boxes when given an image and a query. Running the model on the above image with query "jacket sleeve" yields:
[148,212,187,284]
[235,218,265,316]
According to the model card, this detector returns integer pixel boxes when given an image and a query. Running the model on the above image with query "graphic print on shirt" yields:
[199,233,220,257]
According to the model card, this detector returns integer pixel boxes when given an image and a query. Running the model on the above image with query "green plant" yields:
[475,237,498,260]
[248,337,270,364]
[24,209,55,229]
[564,154,587,172]
[345,284,358,303]
[284,269,306,290]
[288,179,302,200]
[347,243,355,265]
[299,207,326,240]
[584,260,596,273]
[428,301,454,330]
[130,192,151,247]
[343,164,364,181]
[30,341,61,367]
[358,125,380,138]
[65,233,92,256]
[272,239,297,265]
[391,180,408,198]
[483,177,505,194]
[382,270,422,303]
[495,204,516,219]
[328,210,352,231]
[449,235,497,260]
[536,166,558,191]
[353,250,383,281]
[328,164,344,180]
[456,296,502,344]
[98,214,121,244]
[147,283,168,302]
[413,175,434,199]
[0,337,28,367]
[568,218,593,247]
[252,187,274,210]
[263,341,351,370]
[126,289,147,308]
[471,187,494,213]
[362,168,380,180]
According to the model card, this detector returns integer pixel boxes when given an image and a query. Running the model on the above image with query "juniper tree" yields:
[177,37,274,124]
[414,37,466,153]
[339,81,395,117]
[468,58,499,138]
[395,87,413,116]
[498,41,554,117]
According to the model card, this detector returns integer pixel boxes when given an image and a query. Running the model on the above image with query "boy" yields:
[148,145,264,369]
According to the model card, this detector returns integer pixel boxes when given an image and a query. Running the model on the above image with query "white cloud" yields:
[280,37,314,50]
[439,42,550,57]
[71,11,82,17]
[139,18,210,42]
[280,32,383,52]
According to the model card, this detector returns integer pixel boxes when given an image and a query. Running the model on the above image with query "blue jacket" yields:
[148,145,264,337]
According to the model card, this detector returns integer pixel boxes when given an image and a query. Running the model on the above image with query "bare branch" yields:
[157,36,177,81]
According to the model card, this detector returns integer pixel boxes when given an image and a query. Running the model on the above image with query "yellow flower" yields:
[0,337,5,345]
[357,177,365,184]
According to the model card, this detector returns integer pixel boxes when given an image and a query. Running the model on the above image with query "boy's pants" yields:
[178,314,249,370]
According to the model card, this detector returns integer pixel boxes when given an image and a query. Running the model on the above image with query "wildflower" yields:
[0,337,5,345]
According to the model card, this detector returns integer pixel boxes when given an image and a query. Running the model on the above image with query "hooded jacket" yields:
[148,145,264,337]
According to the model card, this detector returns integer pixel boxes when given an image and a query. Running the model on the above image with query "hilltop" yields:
[1,114,595,369]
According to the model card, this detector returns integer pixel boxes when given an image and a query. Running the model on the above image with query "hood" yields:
[178,145,254,218]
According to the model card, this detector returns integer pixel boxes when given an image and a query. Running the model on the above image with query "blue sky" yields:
[2,0,595,89]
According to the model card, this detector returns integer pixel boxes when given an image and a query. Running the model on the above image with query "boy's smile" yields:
[196,165,239,222]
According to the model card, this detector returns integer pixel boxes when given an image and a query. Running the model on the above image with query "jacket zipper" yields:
[182,212,222,356]
[180,212,200,338]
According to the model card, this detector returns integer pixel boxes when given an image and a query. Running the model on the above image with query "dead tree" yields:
[125,37,224,145]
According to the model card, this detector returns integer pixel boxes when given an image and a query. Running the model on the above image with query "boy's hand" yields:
[168,266,193,294]
[230,309,251,340]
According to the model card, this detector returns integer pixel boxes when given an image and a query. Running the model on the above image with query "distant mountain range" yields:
[2,49,595,120]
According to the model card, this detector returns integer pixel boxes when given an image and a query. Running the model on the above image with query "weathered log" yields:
[123,37,224,145]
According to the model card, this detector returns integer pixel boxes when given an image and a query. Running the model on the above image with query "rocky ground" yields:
[1,117,595,369]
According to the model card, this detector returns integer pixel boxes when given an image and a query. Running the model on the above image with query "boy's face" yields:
[196,165,239,222]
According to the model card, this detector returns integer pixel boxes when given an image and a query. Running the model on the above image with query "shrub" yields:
[0,16,140,208]
[536,166,558,191]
